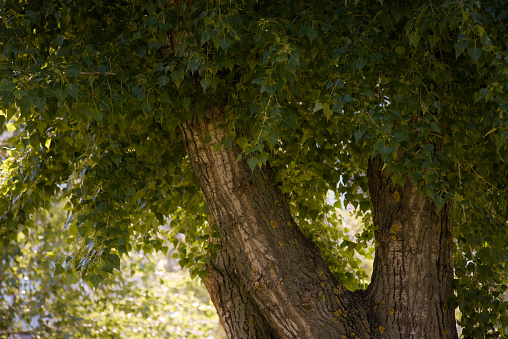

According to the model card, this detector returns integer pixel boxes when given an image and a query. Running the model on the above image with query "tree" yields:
[1,0,507,338]
[0,199,224,338]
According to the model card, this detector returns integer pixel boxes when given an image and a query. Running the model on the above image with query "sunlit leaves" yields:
[0,0,507,335]
[0,201,222,337]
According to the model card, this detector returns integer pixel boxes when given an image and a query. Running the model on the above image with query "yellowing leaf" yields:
[6,122,15,133]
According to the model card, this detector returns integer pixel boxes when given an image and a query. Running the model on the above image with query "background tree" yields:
[1,0,507,338]
[0,199,224,338]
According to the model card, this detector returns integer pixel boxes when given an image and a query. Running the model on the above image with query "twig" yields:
[292,4,316,23]
[256,98,271,143]
[466,160,505,192]
[330,77,341,96]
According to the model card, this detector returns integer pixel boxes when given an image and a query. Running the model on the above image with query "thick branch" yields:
[181,107,373,338]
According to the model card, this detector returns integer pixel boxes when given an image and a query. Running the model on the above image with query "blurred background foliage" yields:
[0,199,225,339]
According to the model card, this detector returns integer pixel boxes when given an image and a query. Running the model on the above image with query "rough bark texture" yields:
[181,108,457,338]
[366,155,457,338]
[204,245,279,338]
[181,107,373,339]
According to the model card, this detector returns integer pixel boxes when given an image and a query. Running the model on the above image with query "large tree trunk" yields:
[365,155,458,338]
[180,108,457,338]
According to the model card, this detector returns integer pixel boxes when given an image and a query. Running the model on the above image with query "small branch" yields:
[457,160,462,188]
[292,4,316,23]
[465,160,505,192]
[256,98,271,143]
[330,77,341,96]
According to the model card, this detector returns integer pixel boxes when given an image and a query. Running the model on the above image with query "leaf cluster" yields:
[1,0,508,335]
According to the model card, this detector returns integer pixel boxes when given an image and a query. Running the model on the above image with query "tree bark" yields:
[204,244,280,338]
[180,107,457,338]
[365,155,457,338]
[181,107,373,338]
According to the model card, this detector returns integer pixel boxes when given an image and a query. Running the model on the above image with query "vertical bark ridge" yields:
[366,155,457,338]
[181,107,373,339]
[204,246,280,338]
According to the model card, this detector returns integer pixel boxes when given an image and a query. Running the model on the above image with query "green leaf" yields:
[313,101,323,113]
[478,88,490,102]
[307,29,318,41]
[148,40,161,52]
[430,121,441,133]
[78,224,88,237]
[102,262,114,274]
[0,78,15,91]
[353,58,367,70]
[158,75,170,88]
[158,90,172,103]
[332,102,342,113]
[422,144,434,155]
[247,157,258,172]
[408,32,420,48]
[221,136,234,149]
[323,106,333,120]
[170,69,184,87]
[354,130,364,143]
[198,270,208,280]
[66,273,78,285]
[258,152,268,165]
[107,253,121,271]
[218,39,232,52]
[468,47,482,62]
[204,133,212,144]
[200,76,212,92]
[212,144,222,153]
[54,263,65,276]
[393,94,404,103]
[428,34,441,49]
[236,137,249,150]
[343,95,355,103]
[89,274,103,288]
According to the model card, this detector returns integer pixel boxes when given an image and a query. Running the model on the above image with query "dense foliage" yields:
[0,200,223,338]
[1,0,507,336]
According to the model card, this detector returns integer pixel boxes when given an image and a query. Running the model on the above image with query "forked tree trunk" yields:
[180,108,457,338]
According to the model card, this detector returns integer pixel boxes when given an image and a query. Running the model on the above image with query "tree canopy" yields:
[1,0,507,337]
